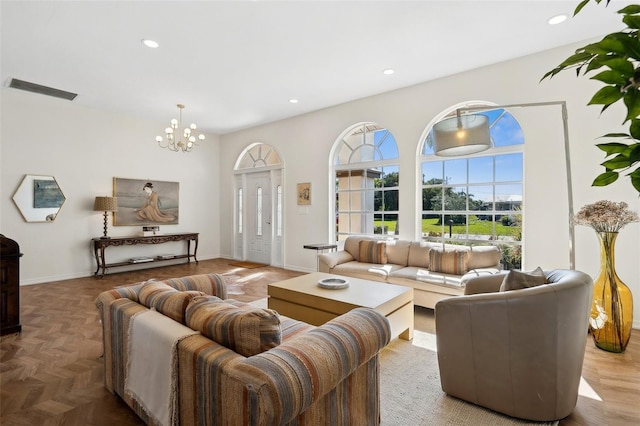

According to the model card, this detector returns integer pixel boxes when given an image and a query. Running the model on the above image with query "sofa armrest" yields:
[226,307,390,424]
[462,272,506,295]
[318,250,354,272]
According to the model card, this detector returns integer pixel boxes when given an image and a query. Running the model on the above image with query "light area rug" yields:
[380,333,558,426]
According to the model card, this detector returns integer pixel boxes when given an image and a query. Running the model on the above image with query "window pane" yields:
[496,153,523,182]
[423,187,442,211]
[256,187,262,236]
[469,156,493,183]
[375,130,399,159]
[469,185,494,210]
[495,184,522,211]
[238,188,243,233]
[276,185,282,237]
[422,161,443,184]
[444,159,467,185]
[492,112,524,147]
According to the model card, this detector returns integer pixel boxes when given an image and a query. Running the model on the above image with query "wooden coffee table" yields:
[268,272,414,340]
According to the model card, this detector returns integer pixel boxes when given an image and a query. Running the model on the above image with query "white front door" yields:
[246,172,272,264]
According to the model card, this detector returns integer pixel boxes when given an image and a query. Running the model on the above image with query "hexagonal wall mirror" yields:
[12,175,66,222]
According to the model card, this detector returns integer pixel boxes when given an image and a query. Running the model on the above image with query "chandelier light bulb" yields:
[184,128,191,135]
[155,136,163,142]
[190,123,197,130]
[170,118,178,126]
[198,134,205,141]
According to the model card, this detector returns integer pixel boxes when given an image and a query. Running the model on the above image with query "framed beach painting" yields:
[113,177,179,226]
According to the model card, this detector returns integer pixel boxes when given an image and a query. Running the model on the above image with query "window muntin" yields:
[420,108,523,270]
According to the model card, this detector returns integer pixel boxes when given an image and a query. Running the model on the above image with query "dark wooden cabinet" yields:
[1,234,22,336]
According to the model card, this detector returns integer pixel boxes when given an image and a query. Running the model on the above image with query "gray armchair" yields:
[435,269,593,421]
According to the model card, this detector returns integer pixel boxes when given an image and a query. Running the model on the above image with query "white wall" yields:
[218,40,640,328]
[1,89,221,284]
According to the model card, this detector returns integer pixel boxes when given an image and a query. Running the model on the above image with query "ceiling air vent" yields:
[9,78,77,101]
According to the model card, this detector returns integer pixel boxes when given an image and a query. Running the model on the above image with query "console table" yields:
[92,232,198,276]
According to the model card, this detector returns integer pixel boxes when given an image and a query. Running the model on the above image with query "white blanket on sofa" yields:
[125,309,198,426]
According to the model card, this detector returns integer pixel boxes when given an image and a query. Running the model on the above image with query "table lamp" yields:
[94,196,118,239]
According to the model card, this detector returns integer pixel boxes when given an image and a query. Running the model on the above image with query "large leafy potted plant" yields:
[542,0,640,193]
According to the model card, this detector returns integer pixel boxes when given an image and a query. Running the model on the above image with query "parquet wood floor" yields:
[1,259,638,425]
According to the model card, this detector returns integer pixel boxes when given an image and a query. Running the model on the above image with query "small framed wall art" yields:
[297,182,311,205]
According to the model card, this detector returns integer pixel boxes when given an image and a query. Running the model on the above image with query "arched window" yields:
[420,105,524,269]
[332,123,399,241]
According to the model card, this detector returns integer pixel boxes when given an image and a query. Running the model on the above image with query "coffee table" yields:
[268,272,414,340]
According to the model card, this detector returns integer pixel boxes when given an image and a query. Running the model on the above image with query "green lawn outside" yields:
[373,218,521,237]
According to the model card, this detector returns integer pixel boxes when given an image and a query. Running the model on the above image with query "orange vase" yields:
[588,232,634,353]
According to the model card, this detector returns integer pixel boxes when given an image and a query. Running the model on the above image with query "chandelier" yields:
[155,104,205,152]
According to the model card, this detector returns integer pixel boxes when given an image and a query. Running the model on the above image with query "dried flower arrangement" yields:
[574,200,639,233]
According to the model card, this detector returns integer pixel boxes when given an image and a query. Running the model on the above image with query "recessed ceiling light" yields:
[289,99,299,104]
[383,68,395,75]
[142,39,159,48]
[548,14,568,25]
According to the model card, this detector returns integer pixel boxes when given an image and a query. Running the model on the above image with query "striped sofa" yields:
[95,273,391,426]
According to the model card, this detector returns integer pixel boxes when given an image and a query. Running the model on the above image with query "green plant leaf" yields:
[629,169,640,192]
[575,0,589,15]
[592,171,619,186]
[630,119,640,139]
[602,154,631,169]
[589,86,624,105]
[618,5,640,15]
[601,57,635,75]
[595,36,629,55]
[622,14,640,29]
[596,142,632,154]
[590,69,624,84]
[600,132,632,138]
[623,89,640,121]
[628,144,640,163]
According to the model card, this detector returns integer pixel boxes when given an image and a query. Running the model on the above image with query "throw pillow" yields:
[358,240,388,264]
[138,281,205,323]
[429,247,469,275]
[185,296,282,357]
[499,267,547,292]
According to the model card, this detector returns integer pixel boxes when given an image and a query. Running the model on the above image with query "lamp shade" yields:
[432,114,491,156]
[93,196,118,212]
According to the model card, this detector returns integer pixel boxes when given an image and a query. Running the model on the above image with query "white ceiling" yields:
[0,0,627,134]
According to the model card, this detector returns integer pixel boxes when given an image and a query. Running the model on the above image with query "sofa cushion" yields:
[407,242,431,268]
[499,267,546,292]
[429,247,469,275]
[467,245,502,270]
[185,296,282,357]
[385,239,411,266]
[138,281,205,323]
[344,236,363,260]
[332,261,403,281]
[359,240,388,264]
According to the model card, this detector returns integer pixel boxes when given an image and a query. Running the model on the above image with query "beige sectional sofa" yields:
[318,236,502,309]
